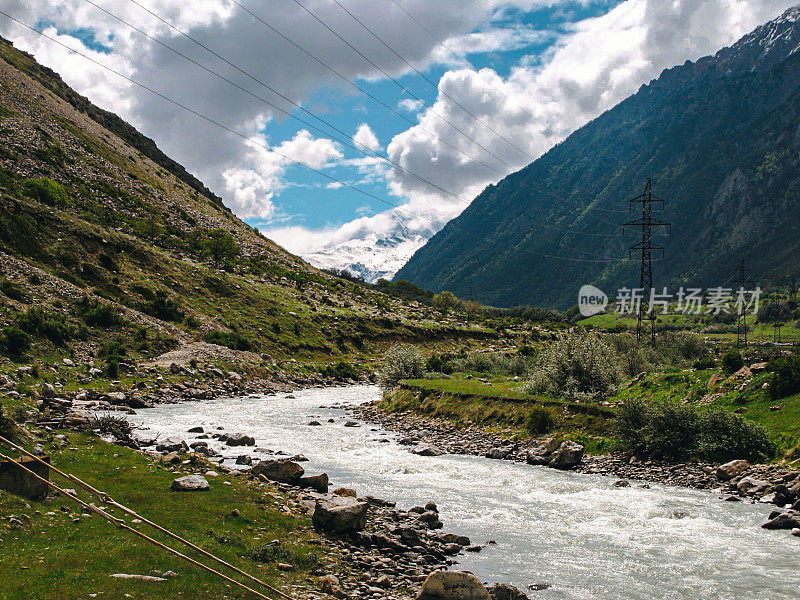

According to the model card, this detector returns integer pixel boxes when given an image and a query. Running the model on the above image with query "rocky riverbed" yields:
[349,400,800,530]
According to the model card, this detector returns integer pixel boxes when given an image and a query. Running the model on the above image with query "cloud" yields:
[352,123,381,152]
[398,98,424,112]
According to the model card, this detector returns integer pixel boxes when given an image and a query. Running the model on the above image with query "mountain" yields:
[0,36,488,365]
[302,218,434,283]
[395,6,800,309]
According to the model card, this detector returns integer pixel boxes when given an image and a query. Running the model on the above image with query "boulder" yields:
[319,574,344,597]
[438,533,471,546]
[156,437,186,453]
[548,441,584,470]
[170,475,209,491]
[298,473,329,493]
[717,460,751,481]
[411,445,444,457]
[188,426,204,433]
[312,496,369,533]
[737,476,770,496]
[251,459,304,483]
[39,383,56,398]
[223,433,256,447]
[487,583,530,600]
[761,511,800,530]
[416,571,490,600]
[333,487,357,497]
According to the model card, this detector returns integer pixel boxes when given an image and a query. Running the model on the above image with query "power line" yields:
[83,0,470,206]
[229,0,508,178]
[0,11,434,223]
[330,0,533,162]
[289,0,517,172]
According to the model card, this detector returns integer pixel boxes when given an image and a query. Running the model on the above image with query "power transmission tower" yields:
[623,179,671,344]
[734,259,751,348]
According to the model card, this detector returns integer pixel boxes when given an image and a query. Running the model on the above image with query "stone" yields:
[411,445,444,457]
[163,452,181,465]
[235,455,252,466]
[613,480,630,487]
[438,533,470,546]
[170,475,210,492]
[39,383,56,398]
[525,452,549,466]
[0,456,50,501]
[333,487,357,497]
[62,358,74,367]
[223,433,255,447]
[548,441,584,470]
[156,437,186,453]
[297,473,329,493]
[319,574,344,597]
[487,583,530,600]
[312,496,369,533]
[251,459,304,483]
[761,512,800,530]
[736,476,770,496]
[416,571,491,600]
[308,421,322,426]
[188,426,204,433]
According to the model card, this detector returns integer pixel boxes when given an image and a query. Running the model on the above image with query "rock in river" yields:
[416,571,490,600]
[222,433,256,447]
[486,583,530,600]
[251,459,304,483]
[716,459,750,481]
[170,475,210,491]
[411,445,444,457]
[548,441,584,470]
[312,496,369,533]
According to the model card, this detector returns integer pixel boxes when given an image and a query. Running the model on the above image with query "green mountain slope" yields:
[0,36,489,367]
[395,7,800,309]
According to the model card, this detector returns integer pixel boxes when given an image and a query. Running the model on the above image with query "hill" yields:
[395,6,800,309]
[0,35,492,369]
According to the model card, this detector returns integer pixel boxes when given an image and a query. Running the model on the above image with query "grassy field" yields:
[0,432,328,600]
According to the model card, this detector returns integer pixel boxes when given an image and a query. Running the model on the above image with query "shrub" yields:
[0,279,28,302]
[693,356,716,370]
[22,177,70,207]
[0,326,31,357]
[768,355,800,400]
[319,361,359,380]
[0,404,17,440]
[425,355,454,374]
[105,359,120,378]
[432,291,458,315]
[524,332,624,401]
[204,330,252,351]
[616,398,774,462]
[379,343,425,390]
[75,296,124,327]
[16,307,74,345]
[721,350,744,374]
[142,290,184,323]
[526,406,555,435]
[98,338,127,362]
[449,352,532,376]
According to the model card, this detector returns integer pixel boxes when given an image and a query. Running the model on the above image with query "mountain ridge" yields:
[395,6,800,309]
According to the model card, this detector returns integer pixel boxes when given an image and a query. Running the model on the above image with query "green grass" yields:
[384,379,615,453]
[0,432,327,600]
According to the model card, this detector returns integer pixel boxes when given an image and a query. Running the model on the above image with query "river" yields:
[132,385,798,600]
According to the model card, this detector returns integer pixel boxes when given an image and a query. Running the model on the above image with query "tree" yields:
[463,300,483,321]
[432,291,457,316]
[204,228,239,265]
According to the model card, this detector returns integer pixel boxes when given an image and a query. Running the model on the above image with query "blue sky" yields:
[3,0,794,279]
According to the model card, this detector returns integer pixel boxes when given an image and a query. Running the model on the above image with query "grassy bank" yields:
[0,432,328,600]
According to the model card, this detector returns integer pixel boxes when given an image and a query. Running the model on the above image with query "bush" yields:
[105,359,120,378]
[768,355,800,400]
[16,307,74,345]
[526,407,555,435]
[524,332,624,401]
[449,352,532,376]
[142,290,184,322]
[721,350,744,374]
[693,356,717,370]
[204,330,252,351]
[75,296,124,327]
[379,344,424,390]
[425,355,454,375]
[319,361,359,380]
[616,398,774,462]
[22,177,70,207]
[0,326,31,357]
[0,404,17,440]
[0,279,28,302]
[98,338,127,362]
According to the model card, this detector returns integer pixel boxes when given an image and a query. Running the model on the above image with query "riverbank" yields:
[350,397,800,513]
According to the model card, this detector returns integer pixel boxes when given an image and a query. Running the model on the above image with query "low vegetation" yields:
[379,343,425,390]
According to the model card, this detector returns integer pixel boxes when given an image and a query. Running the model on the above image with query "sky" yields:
[0,0,795,279]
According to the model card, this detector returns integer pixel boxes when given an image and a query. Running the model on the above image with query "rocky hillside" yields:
[396,6,800,309]
[0,36,490,368]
